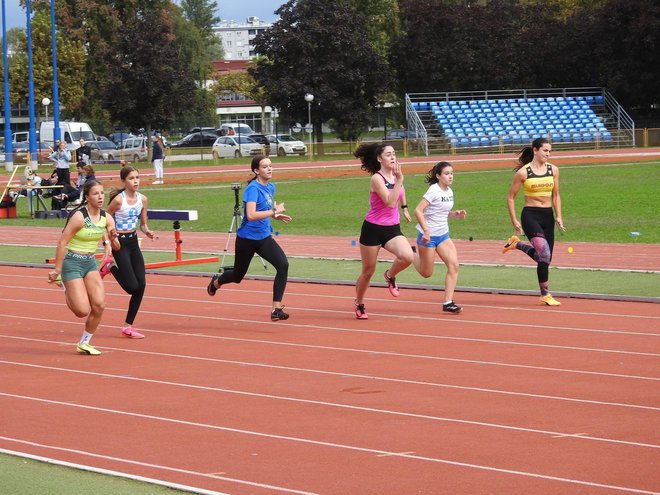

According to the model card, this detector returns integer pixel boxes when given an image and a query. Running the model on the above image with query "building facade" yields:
[213,17,272,61]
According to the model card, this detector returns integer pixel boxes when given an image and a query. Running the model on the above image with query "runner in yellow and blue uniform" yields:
[48,180,120,355]
[503,137,565,306]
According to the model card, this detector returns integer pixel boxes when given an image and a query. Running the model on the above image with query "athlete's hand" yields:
[556,218,566,233]
[403,209,412,223]
[393,161,403,183]
[273,213,292,224]
[513,222,523,235]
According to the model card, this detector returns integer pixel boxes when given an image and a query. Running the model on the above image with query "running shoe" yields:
[99,257,114,279]
[540,294,561,306]
[442,302,463,314]
[354,301,368,320]
[76,343,101,355]
[121,326,145,339]
[271,307,289,321]
[384,270,400,297]
[207,274,220,296]
[502,235,520,254]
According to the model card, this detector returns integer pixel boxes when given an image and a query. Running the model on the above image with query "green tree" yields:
[250,0,392,142]
[103,2,197,136]
[8,10,85,116]
[180,0,223,82]
[349,0,400,59]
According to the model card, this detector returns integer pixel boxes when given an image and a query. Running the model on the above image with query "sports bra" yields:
[523,163,554,197]
[68,207,107,253]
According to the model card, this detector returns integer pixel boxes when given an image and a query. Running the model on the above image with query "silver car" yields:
[212,136,263,159]
[118,136,148,162]
[266,134,307,156]
[88,140,119,162]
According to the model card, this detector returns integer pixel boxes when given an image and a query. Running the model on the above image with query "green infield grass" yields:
[3,161,658,243]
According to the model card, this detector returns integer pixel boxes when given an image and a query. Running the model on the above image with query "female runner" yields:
[412,161,466,314]
[100,166,155,337]
[353,143,413,319]
[48,180,120,355]
[206,155,292,321]
[503,137,565,306]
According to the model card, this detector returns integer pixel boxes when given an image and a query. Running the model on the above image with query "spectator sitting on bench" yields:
[53,163,96,209]
[14,166,43,195]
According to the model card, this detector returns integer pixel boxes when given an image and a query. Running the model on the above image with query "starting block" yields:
[144,209,218,269]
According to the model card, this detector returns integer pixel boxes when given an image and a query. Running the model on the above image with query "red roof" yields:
[212,60,252,76]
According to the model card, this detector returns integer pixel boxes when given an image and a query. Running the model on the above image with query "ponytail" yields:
[514,137,550,171]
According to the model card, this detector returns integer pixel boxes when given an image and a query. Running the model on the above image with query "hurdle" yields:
[144,209,219,269]
[44,209,219,268]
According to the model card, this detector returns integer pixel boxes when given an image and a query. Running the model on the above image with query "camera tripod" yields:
[220,183,267,270]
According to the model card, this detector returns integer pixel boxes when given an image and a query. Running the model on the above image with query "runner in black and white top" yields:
[100,166,155,338]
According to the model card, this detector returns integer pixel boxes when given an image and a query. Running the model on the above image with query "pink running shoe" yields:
[354,301,368,319]
[384,270,400,297]
[99,257,114,279]
[121,326,145,339]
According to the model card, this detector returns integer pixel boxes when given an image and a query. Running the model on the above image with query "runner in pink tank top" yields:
[353,143,414,320]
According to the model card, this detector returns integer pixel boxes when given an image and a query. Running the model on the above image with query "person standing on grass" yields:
[206,155,292,321]
[48,180,120,356]
[49,140,72,186]
[503,137,565,306]
[151,133,165,185]
[353,143,413,320]
[99,166,155,339]
[412,162,467,314]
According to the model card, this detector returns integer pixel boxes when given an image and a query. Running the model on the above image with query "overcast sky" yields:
[3,1,285,30]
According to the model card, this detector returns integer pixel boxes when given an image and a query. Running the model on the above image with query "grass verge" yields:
[2,246,657,299]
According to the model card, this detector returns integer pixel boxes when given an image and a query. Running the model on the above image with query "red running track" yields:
[0,265,659,494]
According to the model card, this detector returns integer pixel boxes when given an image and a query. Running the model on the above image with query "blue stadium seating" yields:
[413,96,607,148]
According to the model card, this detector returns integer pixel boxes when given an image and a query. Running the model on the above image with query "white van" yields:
[40,121,96,151]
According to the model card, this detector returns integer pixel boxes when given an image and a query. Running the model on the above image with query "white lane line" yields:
[1,335,659,413]
[1,311,660,383]
[1,397,658,495]
[1,360,657,450]
[2,295,660,357]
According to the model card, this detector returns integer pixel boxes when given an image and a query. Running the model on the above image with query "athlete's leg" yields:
[356,243,380,303]
[436,239,460,302]
[256,237,289,304]
[413,243,436,278]
[383,235,414,278]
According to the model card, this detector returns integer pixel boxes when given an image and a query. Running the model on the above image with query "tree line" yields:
[2,0,658,140]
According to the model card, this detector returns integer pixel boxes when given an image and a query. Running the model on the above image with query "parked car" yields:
[218,123,254,137]
[108,132,135,145]
[170,132,218,148]
[212,136,263,159]
[88,140,119,162]
[248,133,271,155]
[386,129,418,140]
[266,134,307,156]
[189,126,217,134]
[12,141,52,164]
[117,136,147,162]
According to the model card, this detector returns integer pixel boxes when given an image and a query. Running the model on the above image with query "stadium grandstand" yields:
[404,87,635,155]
